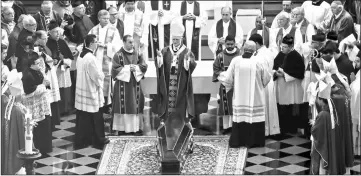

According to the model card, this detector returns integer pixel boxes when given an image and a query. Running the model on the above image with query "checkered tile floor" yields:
[32,95,361,175]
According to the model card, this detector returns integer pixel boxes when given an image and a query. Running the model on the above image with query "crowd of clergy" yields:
[1,0,360,175]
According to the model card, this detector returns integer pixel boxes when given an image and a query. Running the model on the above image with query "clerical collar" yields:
[335,10,343,20]
[225,48,237,54]
[84,47,94,52]
[312,0,324,6]
[223,20,230,26]
[296,19,304,27]
[100,24,109,29]
[111,19,118,27]
[123,47,134,53]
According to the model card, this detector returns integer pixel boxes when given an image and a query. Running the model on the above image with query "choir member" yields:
[154,20,197,148]
[271,0,293,29]
[74,34,109,149]
[21,51,52,155]
[250,34,280,136]
[179,0,208,61]
[112,35,148,135]
[212,35,240,134]
[208,6,243,58]
[273,35,305,134]
[246,15,270,48]
[290,7,316,43]
[218,41,271,148]
[88,10,122,111]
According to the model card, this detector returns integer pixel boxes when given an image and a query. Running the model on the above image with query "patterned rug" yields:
[96,136,248,175]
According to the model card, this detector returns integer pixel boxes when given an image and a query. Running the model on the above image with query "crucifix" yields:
[164,1,169,8]
[25,117,32,135]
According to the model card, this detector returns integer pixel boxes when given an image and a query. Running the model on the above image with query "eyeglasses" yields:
[26,24,37,27]
[4,12,14,16]
[110,13,118,16]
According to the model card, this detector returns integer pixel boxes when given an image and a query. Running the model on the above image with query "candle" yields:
[24,113,33,154]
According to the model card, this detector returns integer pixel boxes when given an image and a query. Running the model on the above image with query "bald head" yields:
[331,1,343,15]
[221,6,232,23]
[243,41,257,54]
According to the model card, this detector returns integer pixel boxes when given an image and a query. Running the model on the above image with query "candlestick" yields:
[24,113,33,154]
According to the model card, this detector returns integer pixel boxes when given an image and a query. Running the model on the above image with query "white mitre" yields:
[170,18,185,37]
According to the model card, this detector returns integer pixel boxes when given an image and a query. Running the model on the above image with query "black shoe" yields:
[134,130,143,136]
[222,128,232,135]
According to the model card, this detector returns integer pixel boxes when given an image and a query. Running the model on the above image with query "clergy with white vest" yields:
[88,10,122,106]
[118,0,149,57]
[178,0,208,61]
[208,6,243,58]
[269,12,303,54]
[290,7,316,43]
[148,0,177,61]
[246,15,270,48]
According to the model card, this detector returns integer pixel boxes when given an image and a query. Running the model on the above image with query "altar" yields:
[140,61,220,94]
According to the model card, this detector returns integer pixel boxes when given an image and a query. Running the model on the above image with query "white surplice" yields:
[218,56,271,123]
[252,46,280,135]
[301,1,333,30]
[269,25,303,54]
[295,19,316,43]
[149,1,177,56]
[178,2,207,60]
[208,19,244,59]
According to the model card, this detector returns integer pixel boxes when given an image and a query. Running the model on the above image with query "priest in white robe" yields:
[88,10,122,106]
[178,0,208,61]
[249,34,280,136]
[271,0,293,29]
[290,7,316,43]
[269,12,303,54]
[118,0,149,58]
[147,0,177,61]
[208,6,243,59]
[301,0,333,32]
[218,41,271,148]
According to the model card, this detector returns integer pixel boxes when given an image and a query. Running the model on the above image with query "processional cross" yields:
[164,1,169,8]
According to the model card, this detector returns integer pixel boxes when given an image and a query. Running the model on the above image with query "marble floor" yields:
[33,95,361,175]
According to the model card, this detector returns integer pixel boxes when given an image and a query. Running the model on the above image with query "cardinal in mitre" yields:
[155,19,196,148]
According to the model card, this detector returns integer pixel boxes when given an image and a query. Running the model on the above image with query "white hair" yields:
[1,6,14,14]
[279,11,290,20]
[244,41,257,53]
[41,1,53,8]
[22,15,36,26]
[292,7,304,16]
